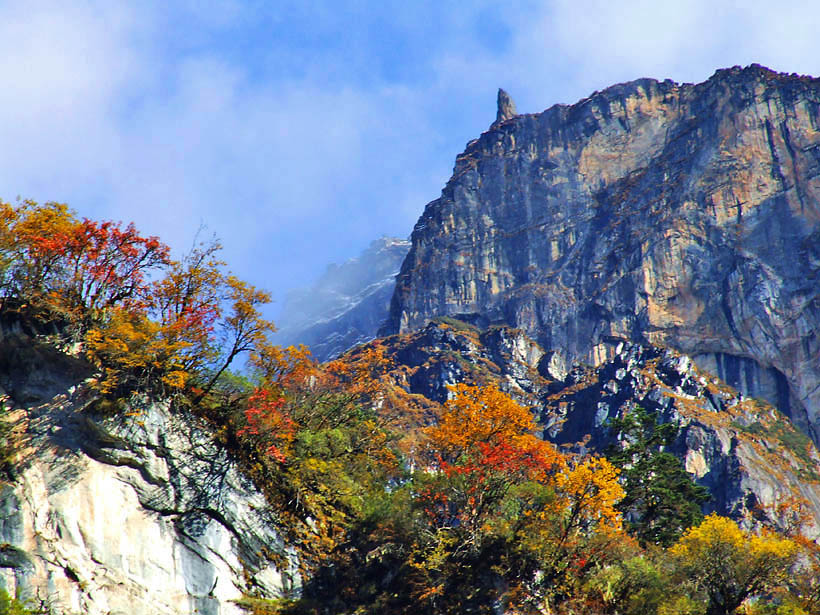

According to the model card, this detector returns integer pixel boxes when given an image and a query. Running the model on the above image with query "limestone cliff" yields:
[0,331,295,615]
[383,65,820,440]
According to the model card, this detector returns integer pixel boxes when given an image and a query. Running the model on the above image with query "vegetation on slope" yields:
[1,199,819,615]
[606,406,711,547]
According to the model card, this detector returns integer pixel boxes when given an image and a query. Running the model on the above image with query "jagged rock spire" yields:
[496,88,517,123]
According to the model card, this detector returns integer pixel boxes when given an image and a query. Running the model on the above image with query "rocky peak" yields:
[494,88,517,124]
[384,65,820,441]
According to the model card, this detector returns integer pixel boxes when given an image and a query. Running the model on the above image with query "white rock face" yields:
[0,347,296,615]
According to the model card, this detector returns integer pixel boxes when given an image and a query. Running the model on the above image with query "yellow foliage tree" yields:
[0,200,77,308]
[554,455,624,532]
[84,307,191,398]
[670,513,798,615]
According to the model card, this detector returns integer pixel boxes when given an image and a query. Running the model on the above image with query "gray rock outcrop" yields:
[542,340,820,534]
[495,88,517,124]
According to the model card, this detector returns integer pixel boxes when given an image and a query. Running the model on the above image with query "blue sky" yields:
[2,1,820,320]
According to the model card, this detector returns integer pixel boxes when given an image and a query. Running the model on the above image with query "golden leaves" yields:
[426,382,537,455]
[670,513,799,614]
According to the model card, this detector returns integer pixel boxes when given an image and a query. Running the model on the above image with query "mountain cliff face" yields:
[277,237,410,362]
[383,65,820,440]
[0,329,295,615]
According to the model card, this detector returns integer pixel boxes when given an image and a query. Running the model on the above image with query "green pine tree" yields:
[606,406,710,547]
[0,588,35,615]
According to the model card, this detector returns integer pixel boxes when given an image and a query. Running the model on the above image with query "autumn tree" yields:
[84,235,276,402]
[576,536,670,615]
[0,199,168,331]
[781,534,820,613]
[670,513,798,615]
[0,199,78,310]
[394,384,626,614]
[426,382,537,456]
[59,218,169,316]
[84,308,181,397]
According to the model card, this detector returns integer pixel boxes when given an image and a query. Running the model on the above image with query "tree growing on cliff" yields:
[0,200,169,329]
[84,236,276,402]
[607,405,710,546]
[0,200,277,405]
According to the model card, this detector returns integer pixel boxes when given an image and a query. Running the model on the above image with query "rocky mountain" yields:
[277,237,410,362]
[382,65,820,442]
[4,64,820,613]
[0,327,296,615]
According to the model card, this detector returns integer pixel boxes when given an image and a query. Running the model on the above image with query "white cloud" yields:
[0,2,144,198]
[484,1,820,111]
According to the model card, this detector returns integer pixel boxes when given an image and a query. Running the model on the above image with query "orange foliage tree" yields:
[426,382,538,456]
[411,383,624,613]
[0,199,169,327]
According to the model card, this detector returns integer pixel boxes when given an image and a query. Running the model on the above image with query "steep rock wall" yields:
[0,335,295,615]
[384,65,820,438]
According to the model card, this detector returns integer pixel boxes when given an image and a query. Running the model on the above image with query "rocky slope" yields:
[383,65,820,441]
[0,330,296,615]
[277,237,410,362]
[361,319,820,535]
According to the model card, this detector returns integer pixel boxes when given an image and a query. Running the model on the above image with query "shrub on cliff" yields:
[0,199,275,405]
[0,589,38,615]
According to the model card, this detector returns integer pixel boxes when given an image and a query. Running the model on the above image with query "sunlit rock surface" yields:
[383,65,820,439]
[0,334,296,615]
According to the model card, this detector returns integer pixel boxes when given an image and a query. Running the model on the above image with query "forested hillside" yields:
[0,198,819,614]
